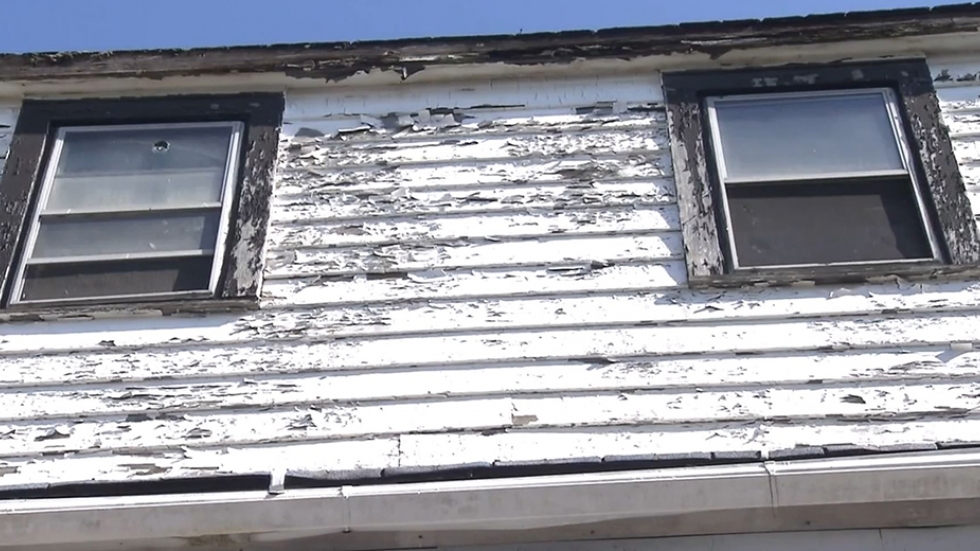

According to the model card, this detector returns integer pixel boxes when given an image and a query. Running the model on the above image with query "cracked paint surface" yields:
[1,66,980,490]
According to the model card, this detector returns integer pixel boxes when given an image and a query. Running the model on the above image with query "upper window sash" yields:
[704,88,909,184]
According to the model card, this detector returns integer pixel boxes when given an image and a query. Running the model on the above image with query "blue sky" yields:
[0,0,963,53]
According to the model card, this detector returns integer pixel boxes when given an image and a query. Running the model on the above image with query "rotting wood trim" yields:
[0,93,284,310]
[663,80,725,282]
[662,59,980,288]
[897,65,980,265]
[3,5,980,81]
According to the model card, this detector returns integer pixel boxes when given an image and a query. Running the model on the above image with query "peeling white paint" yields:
[0,102,18,174]
[2,63,980,490]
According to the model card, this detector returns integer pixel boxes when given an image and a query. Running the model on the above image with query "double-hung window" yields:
[0,94,283,310]
[663,60,980,286]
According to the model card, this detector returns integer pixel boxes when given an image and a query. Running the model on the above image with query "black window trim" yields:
[0,93,284,312]
[662,59,980,288]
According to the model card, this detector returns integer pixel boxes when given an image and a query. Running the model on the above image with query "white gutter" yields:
[3,448,980,548]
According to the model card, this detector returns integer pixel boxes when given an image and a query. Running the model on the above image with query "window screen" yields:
[9,122,243,305]
[704,89,941,269]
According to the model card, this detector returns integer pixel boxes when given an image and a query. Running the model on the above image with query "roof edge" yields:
[2,3,980,83]
[5,448,980,549]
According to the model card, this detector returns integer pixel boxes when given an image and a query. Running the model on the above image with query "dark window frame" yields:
[0,93,284,311]
[662,59,980,287]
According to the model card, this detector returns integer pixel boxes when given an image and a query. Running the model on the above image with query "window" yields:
[0,94,284,309]
[663,60,980,287]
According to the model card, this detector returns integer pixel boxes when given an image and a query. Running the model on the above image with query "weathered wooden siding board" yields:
[0,438,400,487]
[263,262,687,308]
[283,75,664,119]
[5,417,979,491]
[5,65,980,490]
[6,349,980,423]
[272,178,675,223]
[274,156,672,196]
[2,281,980,362]
[3,311,980,390]
[0,101,20,174]
[400,416,980,470]
[281,108,667,142]
[5,382,980,458]
[267,233,683,278]
[284,128,666,168]
[931,57,980,217]
[0,398,516,458]
[268,206,680,249]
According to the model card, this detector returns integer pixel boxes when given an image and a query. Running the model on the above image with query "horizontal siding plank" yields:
[6,350,980,421]
[247,281,980,340]
[281,108,665,141]
[931,58,980,85]
[4,381,977,458]
[274,156,672,196]
[268,205,680,249]
[7,417,980,490]
[951,138,980,164]
[0,398,514,458]
[2,311,979,387]
[940,110,980,137]
[400,417,980,467]
[0,438,399,489]
[286,129,666,168]
[267,233,683,278]
[6,281,980,359]
[263,262,685,307]
[273,179,676,222]
[509,382,980,429]
[284,76,662,119]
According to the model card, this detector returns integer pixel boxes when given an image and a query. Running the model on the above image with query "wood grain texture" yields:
[661,76,726,284]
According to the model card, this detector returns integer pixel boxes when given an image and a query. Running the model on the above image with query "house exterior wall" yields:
[2,55,980,489]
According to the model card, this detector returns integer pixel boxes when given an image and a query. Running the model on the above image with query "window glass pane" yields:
[713,93,904,180]
[45,125,234,211]
[21,256,213,301]
[32,211,221,259]
[726,178,932,267]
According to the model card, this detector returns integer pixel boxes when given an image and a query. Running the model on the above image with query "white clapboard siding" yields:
[6,380,980,458]
[259,268,967,309]
[274,156,673,196]
[263,261,688,307]
[400,416,980,469]
[0,438,400,488]
[2,311,979,397]
[284,128,667,168]
[1,281,979,361]
[931,57,980,216]
[283,75,663,118]
[0,100,20,175]
[272,178,675,223]
[6,348,980,423]
[7,417,980,492]
[268,233,683,278]
[268,205,680,249]
[281,107,667,142]
[5,64,980,491]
